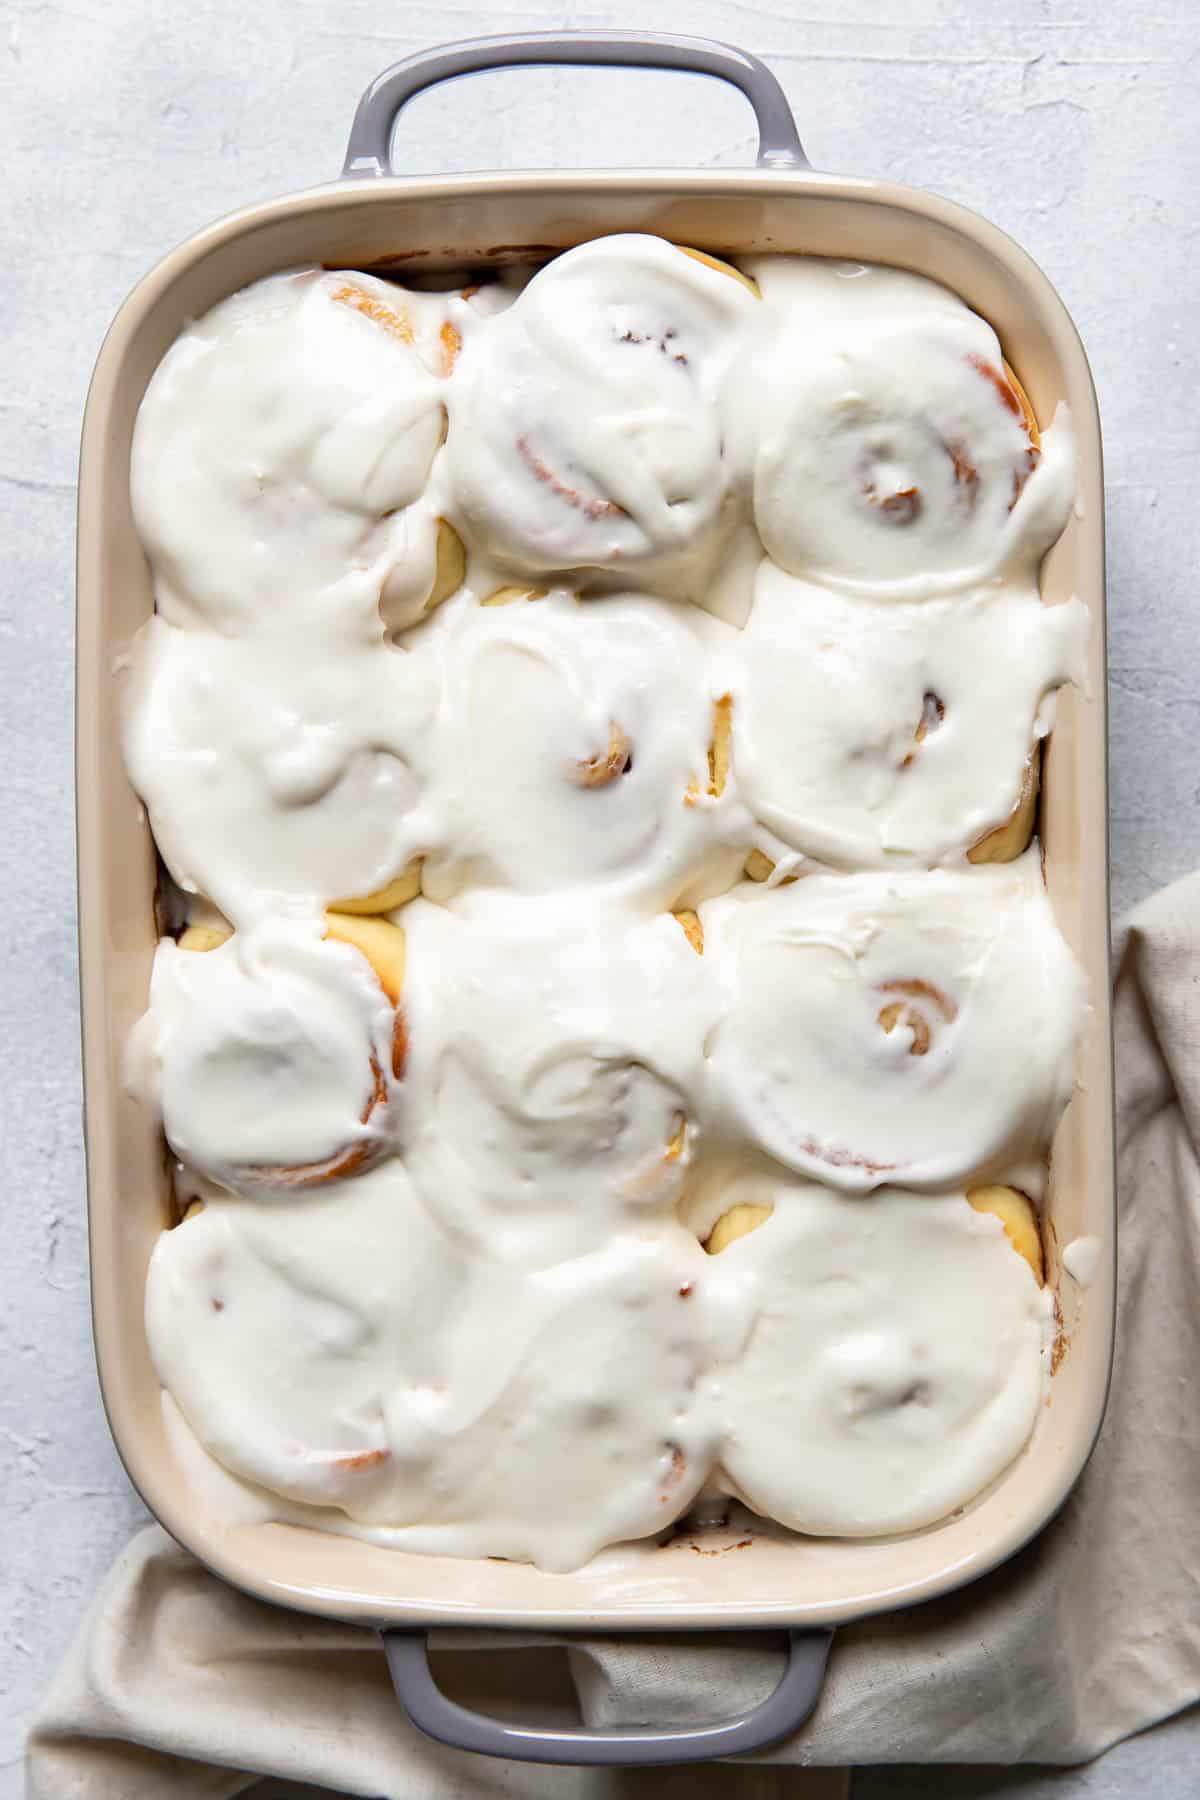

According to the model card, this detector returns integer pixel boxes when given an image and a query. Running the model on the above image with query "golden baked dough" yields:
[968,745,1041,864]
[440,318,463,375]
[705,1202,773,1254]
[572,721,633,788]
[421,519,468,614]
[743,849,799,886]
[330,862,422,916]
[177,922,233,953]
[481,584,548,606]
[673,909,705,955]
[1002,358,1041,452]
[329,280,415,344]
[323,912,406,1006]
[687,695,734,809]
[708,694,733,798]
[675,246,761,298]
[968,1185,1044,1283]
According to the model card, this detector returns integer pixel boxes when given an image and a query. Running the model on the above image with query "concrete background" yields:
[3,0,1199,1792]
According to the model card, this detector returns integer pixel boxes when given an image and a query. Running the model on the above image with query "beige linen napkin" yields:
[28,873,1200,1795]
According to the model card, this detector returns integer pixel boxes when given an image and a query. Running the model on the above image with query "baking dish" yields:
[77,31,1114,1767]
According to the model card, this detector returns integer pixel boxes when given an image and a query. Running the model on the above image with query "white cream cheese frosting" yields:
[145,1167,468,1511]
[147,1176,737,1572]
[741,264,1077,596]
[123,238,1090,1571]
[440,234,758,601]
[703,1174,1054,1537]
[730,562,1089,868]
[123,616,437,926]
[357,1226,735,1572]
[700,856,1087,1193]
[131,270,466,636]
[128,924,401,1189]
[407,587,752,907]
[396,897,713,1265]
[146,1152,1054,1560]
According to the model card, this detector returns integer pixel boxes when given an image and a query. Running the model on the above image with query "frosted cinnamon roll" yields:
[149,1180,726,1568]
[729,564,1088,869]
[748,301,1075,595]
[701,1175,1053,1536]
[441,234,758,601]
[366,1228,728,1570]
[122,617,437,928]
[397,898,714,1264]
[701,858,1086,1192]
[412,590,752,908]
[145,1165,468,1512]
[131,269,470,635]
[127,920,406,1194]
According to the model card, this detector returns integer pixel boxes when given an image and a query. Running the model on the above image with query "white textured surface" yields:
[4,0,1198,1790]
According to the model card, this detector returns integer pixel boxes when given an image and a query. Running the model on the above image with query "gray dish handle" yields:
[382,1626,833,1766]
[343,31,808,178]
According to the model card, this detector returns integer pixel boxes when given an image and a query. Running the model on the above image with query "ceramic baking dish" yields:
[77,31,1115,1767]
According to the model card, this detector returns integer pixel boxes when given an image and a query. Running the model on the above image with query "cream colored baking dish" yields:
[77,32,1113,1765]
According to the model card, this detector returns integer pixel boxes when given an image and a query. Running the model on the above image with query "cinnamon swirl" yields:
[729,563,1087,870]
[411,589,752,908]
[747,274,1075,597]
[701,858,1086,1192]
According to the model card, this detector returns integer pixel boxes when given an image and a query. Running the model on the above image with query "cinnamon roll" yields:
[127,920,406,1195]
[369,1228,725,1571]
[749,302,1075,596]
[397,899,712,1265]
[703,1174,1053,1536]
[729,563,1087,869]
[145,1165,468,1512]
[123,617,436,929]
[412,590,752,908]
[131,269,467,635]
[441,234,758,602]
[701,859,1086,1192]
[148,1180,724,1568]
